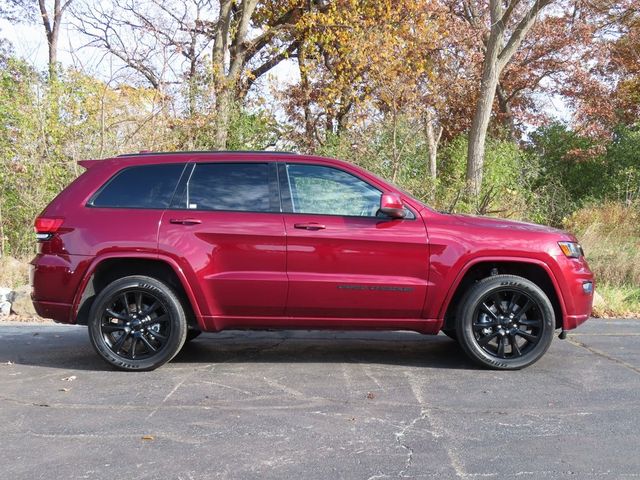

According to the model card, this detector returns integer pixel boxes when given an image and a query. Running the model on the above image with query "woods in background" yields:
[0,0,638,264]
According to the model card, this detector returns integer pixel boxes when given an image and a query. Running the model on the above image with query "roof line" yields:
[117,150,298,157]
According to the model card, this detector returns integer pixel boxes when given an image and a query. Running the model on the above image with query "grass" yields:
[593,283,640,318]
[565,201,640,318]
[0,256,29,289]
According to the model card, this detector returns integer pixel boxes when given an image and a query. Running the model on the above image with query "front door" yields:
[281,163,429,319]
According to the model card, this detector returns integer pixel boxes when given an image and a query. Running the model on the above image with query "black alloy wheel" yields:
[456,274,555,370]
[88,276,187,371]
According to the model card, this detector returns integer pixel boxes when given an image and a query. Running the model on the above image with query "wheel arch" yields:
[440,258,566,332]
[73,254,204,330]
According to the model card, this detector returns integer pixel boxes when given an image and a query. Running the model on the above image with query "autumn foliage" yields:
[0,0,638,258]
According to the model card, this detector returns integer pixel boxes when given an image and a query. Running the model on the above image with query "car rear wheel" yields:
[88,275,187,371]
[456,274,555,370]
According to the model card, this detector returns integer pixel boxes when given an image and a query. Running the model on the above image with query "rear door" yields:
[158,161,287,318]
[280,163,429,319]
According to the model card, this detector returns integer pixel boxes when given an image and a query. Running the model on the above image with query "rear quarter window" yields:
[90,164,185,209]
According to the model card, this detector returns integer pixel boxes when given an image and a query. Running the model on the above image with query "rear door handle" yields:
[294,222,326,230]
[169,218,202,225]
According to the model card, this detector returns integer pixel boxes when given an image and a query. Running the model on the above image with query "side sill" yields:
[201,316,442,335]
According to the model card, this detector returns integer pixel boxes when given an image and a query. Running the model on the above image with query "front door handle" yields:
[294,222,326,230]
[169,218,202,225]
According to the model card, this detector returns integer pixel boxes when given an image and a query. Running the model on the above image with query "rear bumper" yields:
[32,300,73,323]
[30,253,91,324]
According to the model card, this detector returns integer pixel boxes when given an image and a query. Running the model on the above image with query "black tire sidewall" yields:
[88,275,187,371]
[456,275,555,370]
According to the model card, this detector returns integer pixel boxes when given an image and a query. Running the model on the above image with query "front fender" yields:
[425,254,567,329]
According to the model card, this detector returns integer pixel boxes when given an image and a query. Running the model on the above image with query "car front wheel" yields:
[88,275,187,371]
[456,274,555,370]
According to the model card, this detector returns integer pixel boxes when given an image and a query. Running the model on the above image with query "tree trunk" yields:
[467,42,501,197]
[425,109,442,181]
[465,0,554,197]
[298,42,315,148]
[496,83,516,141]
[47,32,58,80]
[213,87,234,150]
[39,0,64,82]
[466,75,500,196]
[391,110,400,183]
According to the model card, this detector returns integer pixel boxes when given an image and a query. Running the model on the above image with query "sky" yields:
[0,13,300,92]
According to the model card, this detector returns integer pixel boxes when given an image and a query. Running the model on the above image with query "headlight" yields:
[558,241,583,258]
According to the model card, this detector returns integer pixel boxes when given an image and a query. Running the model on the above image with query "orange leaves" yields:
[284,0,445,137]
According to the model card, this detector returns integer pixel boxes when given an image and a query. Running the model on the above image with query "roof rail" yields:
[117,150,298,157]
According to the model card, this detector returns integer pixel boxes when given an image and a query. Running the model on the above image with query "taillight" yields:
[34,217,64,241]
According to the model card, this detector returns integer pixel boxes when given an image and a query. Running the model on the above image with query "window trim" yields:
[87,163,188,210]
[168,161,281,214]
[280,162,416,220]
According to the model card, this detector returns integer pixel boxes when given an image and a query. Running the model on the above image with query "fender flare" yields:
[71,252,206,329]
[436,255,568,324]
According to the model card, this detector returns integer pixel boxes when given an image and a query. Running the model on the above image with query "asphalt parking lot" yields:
[0,318,638,480]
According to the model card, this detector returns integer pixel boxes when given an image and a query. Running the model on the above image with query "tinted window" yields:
[286,164,381,216]
[183,163,273,212]
[92,164,184,208]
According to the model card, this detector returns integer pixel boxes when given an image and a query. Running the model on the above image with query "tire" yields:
[185,329,202,342]
[88,275,187,371]
[455,274,555,370]
[441,329,458,341]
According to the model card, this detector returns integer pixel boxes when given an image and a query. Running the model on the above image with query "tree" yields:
[418,4,484,183]
[73,0,311,149]
[1,0,74,80]
[464,0,554,196]
[282,1,443,170]
[611,12,640,123]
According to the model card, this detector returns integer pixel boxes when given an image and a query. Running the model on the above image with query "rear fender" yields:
[72,253,206,330]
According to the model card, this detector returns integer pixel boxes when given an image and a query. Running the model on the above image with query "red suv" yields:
[31,151,594,371]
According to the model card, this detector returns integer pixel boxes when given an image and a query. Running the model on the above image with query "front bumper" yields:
[554,255,594,330]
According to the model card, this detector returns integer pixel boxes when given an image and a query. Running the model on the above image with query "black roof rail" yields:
[117,150,298,157]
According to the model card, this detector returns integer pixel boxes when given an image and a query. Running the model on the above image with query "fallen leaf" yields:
[61,375,77,382]
[59,388,70,392]
[3,361,13,365]
[141,435,155,441]
[366,392,375,400]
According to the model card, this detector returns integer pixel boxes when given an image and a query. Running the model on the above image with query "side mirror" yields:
[379,193,406,219]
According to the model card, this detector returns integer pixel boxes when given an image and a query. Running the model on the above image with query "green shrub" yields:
[436,135,537,219]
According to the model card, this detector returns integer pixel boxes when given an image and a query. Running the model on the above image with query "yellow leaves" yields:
[281,0,449,129]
